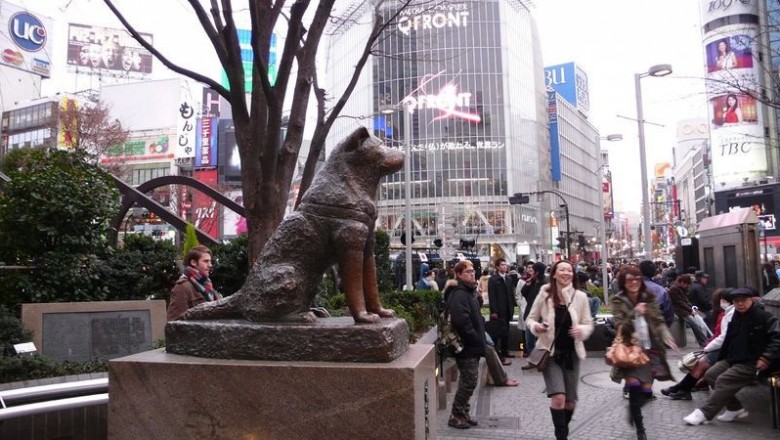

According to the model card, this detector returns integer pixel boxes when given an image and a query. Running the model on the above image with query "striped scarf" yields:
[184,266,218,301]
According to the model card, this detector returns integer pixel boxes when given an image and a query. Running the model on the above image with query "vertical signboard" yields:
[700,0,767,188]
[192,169,219,239]
[175,95,196,159]
[548,90,562,181]
[195,117,218,168]
[0,3,53,77]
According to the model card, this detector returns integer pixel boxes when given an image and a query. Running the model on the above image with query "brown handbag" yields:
[605,325,650,368]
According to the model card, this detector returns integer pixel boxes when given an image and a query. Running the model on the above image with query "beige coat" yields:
[525,284,594,359]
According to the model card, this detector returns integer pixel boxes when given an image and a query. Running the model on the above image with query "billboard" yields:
[544,62,590,116]
[700,0,767,189]
[101,135,171,163]
[192,169,219,239]
[0,2,53,77]
[220,29,277,93]
[222,189,247,237]
[66,23,153,76]
[175,91,197,159]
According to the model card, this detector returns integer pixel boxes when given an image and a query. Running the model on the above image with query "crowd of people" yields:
[442,257,780,439]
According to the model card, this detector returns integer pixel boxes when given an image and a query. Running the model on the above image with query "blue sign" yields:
[544,63,576,108]
[548,91,561,181]
[9,12,46,52]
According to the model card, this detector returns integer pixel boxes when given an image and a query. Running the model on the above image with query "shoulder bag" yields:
[437,305,463,357]
[605,324,650,368]
[527,294,572,372]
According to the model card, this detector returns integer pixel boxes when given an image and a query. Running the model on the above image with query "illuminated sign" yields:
[397,3,470,35]
[401,70,480,123]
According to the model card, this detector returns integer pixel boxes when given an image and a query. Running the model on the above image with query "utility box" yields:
[697,208,762,292]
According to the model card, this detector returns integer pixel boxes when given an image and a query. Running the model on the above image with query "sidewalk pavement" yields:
[437,348,777,439]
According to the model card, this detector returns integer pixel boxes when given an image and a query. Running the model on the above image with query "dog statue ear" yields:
[346,127,371,150]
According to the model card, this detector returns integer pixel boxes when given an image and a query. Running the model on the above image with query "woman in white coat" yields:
[526,260,594,440]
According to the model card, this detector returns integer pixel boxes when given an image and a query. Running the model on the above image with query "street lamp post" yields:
[596,134,622,302]
[403,107,413,291]
[635,64,672,258]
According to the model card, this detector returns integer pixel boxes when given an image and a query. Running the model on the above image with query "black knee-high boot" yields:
[564,409,574,426]
[550,408,568,440]
[628,388,648,440]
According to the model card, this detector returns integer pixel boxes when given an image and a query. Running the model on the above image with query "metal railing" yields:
[0,378,108,421]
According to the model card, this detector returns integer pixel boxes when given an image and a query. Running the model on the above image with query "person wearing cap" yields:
[689,271,713,329]
[683,287,780,425]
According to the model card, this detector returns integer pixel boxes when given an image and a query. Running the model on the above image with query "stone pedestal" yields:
[108,345,437,440]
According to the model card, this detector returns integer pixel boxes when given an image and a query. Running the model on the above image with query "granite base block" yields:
[108,345,437,440]
[165,316,410,362]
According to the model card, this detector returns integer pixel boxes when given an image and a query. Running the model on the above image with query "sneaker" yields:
[716,408,748,422]
[666,390,692,400]
[683,409,710,426]
[448,415,470,429]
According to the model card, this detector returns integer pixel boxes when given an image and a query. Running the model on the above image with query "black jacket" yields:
[447,281,485,358]
[719,302,780,370]
[688,281,711,313]
[488,273,516,320]
[521,277,544,320]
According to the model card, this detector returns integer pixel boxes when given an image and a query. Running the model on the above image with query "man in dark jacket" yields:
[667,274,710,347]
[689,271,713,329]
[684,287,780,425]
[488,258,517,360]
[447,259,485,430]
[639,260,675,327]
[520,262,546,368]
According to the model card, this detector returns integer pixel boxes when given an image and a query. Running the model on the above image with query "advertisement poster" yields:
[66,23,153,75]
[705,35,753,73]
[222,189,247,237]
[195,117,218,168]
[0,3,53,77]
[192,169,219,239]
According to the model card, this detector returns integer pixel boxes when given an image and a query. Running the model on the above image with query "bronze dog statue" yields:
[184,127,404,324]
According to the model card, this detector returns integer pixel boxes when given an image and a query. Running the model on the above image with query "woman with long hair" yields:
[610,266,678,440]
[716,39,737,70]
[526,260,594,440]
[722,93,743,124]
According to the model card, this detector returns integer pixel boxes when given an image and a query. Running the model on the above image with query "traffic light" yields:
[556,236,566,249]
[578,234,587,250]
[508,193,530,205]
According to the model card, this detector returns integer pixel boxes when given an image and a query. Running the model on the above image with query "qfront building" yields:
[324,0,551,264]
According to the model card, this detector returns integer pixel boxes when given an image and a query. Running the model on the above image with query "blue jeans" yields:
[525,329,537,355]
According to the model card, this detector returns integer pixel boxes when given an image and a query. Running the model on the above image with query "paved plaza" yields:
[436,349,778,439]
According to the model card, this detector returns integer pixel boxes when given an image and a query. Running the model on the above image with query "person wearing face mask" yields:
[662,288,734,400]
[526,261,594,440]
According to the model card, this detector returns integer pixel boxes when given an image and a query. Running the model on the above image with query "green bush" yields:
[210,235,250,297]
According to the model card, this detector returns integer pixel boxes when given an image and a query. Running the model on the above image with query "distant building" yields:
[323,0,552,263]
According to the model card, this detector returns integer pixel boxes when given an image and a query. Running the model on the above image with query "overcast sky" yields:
[536,0,708,213]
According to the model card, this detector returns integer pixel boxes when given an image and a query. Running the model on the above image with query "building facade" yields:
[324,0,552,263]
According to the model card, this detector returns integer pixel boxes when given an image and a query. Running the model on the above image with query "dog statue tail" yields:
[183,292,244,320]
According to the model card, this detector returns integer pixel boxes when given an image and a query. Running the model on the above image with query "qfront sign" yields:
[401,70,481,123]
[0,2,52,77]
[397,2,470,35]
